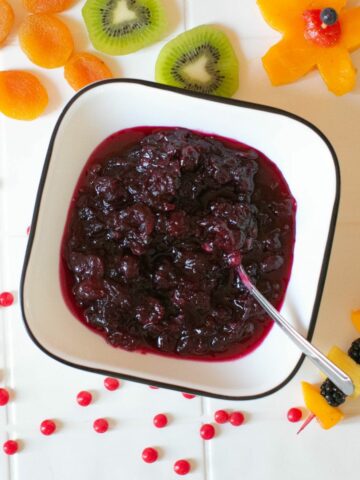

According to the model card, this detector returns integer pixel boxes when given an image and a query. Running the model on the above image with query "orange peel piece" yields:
[22,0,73,13]
[0,0,14,45]
[257,0,360,95]
[19,14,74,68]
[0,70,48,120]
[64,52,113,91]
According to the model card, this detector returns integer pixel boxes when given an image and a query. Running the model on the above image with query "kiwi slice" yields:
[82,0,167,55]
[155,25,239,97]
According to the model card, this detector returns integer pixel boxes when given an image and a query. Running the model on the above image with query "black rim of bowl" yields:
[19,79,341,400]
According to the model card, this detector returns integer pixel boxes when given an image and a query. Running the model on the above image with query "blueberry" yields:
[320,8,338,26]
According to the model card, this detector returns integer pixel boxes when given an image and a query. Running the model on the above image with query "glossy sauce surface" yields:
[60,127,296,360]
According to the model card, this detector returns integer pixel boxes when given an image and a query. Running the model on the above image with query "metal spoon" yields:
[237,265,354,396]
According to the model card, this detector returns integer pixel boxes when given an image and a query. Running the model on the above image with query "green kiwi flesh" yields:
[82,0,167,55]
[155,25,239,97]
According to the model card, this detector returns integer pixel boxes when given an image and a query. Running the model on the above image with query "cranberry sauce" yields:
[60,127,296,360]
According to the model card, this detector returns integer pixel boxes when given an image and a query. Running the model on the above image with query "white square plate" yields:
[20,80,339,399]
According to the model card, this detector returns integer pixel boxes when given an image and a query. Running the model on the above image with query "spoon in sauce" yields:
[236,264,354,396]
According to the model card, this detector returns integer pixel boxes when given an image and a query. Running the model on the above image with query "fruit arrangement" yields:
[299,310,360,431]
[257,0,360,95]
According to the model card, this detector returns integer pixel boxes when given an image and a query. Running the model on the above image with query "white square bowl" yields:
[20,80,340,399]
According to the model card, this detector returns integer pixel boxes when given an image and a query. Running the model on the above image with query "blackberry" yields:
[320,378,347,407]
[348,338,360,365]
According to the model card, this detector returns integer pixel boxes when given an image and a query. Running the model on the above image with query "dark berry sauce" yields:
[60,127,296,361]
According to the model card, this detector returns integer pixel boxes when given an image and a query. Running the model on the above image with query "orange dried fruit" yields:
[64,52,113,91]
[19,14,74,68]
[0,70,48,120]
[22,0,73,14]
[0,0,14,45]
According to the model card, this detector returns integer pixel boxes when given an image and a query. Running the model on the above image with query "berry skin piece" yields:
[0,71,48,120]
[200,424,215,440]
[0,0,14,45]
[0,388,10,406]
[0,291,14,307]
[3,440,18,455]
[229,411,245,426]
[348,338,360,365]
[93,418,108,433]
[301,381,344,430]
[142,447,158,464]
[77,390,92,406]
[182,393,195,399]
[174,459,191,476]
[214,409,229,424]
[153,413,167,428]
[64,52,113,91]
[320,378,346,407]
[287,407,302,423]
[40,419,56,436]
[351,310,360,333]
[104,377,120,391]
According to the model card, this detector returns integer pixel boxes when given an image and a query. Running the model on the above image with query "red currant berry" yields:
[76,390,92,406]
[0,388,10,406]
[174,459,191,475]
[200,423,215,440]
[287,407,302,423]
[153,413,168,428]
[40,419,56,436]
[3,440,18,455]
[214,409,229,424]
[104,377,120,391]
[182,393,195,399]
[229,411,245,426]
[0,292,14,307]
[93,418,109,433]
[142,447,158,463]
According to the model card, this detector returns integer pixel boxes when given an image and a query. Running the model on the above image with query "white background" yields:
[1,0,360,479]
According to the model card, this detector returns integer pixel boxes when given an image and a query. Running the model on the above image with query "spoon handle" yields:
[237,266,354,396]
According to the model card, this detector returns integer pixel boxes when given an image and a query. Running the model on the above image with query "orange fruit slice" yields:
[0,70,48,120]
[64,52,113,91]
[19,14,74,68]
[22,0,73,14]
[0,0,14,45]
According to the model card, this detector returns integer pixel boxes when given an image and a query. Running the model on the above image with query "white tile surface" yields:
[1,0,360,479]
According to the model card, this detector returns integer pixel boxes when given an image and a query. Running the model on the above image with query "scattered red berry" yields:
[214,409,229,424]
[0,388,10,406]
[153,413,168,428]
[40,419,56,436]
[149,385,159,389]
[182,393,195,399]
[200,423,215,440]
[104,377,120,391]
[287,407,303,423]
[0,292,14,307]
[3,440,18,455]
[142,447,158,463]
[76,390,92,406]
[93,418,109,433]
[174,459,191,475]
[229,411,245,426]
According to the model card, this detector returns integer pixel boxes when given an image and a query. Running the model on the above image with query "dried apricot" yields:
[64,52,113,91]
[0,0,14,45]
[22,0,73,14]
[0,70,48,120]
[19,14,74,68]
